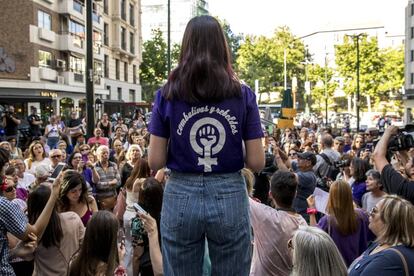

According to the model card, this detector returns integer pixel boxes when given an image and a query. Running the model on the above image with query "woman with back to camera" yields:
[148,15,265,275]
[122,158,151,275]
[349,195,414,275]
[290,226,348,276]
[69,210,126,276]
[308,180,372,266]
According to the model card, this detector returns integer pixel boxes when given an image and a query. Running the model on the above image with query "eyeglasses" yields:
[4,185,16,193]
[369,206,379,217]
[51,155,62,158]
[73,156,82,159]
[287,239,294,250]
[80,148,90,152]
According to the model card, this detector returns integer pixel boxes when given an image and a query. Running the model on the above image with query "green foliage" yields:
[139,29,181,102]
[236,26,306,94]
[307,63,338,111]
[217,18,243,68]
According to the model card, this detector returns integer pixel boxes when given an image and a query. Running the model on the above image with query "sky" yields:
[208,0,407,37]
[208,0,408,64]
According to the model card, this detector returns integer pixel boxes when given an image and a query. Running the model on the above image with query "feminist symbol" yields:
[190,118,226,172]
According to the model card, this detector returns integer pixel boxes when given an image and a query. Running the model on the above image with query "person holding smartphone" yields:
[148,15,264,275]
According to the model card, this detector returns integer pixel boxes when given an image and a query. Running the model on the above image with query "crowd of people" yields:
[0,15,413,276]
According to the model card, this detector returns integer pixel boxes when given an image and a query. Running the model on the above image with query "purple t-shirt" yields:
[317,209,373,267]
[149,85,263,173]
[352,181,367,207]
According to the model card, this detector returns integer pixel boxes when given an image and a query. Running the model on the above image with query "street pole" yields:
[283,48,287,90]
[85,0,95,139]
[324,53,328,125]
[167,0,171,74]
[356,36,360,132]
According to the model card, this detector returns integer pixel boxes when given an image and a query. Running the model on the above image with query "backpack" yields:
[318,153,340,183]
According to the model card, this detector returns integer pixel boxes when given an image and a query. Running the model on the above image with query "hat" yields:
[35,164,51,178]
[297,152,317,166]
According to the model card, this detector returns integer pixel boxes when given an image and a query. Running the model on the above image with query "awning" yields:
[0,95,52,103]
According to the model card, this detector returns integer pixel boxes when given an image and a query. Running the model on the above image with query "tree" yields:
[335,35,383,109]
[306,63,338,112]
[217,18,243,68]
[236,26,306,96]
[139,29,168,102]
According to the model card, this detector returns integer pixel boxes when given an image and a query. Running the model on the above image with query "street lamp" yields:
[346,33,366,132]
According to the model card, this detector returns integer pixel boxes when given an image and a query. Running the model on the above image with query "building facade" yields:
[404,0,414,124]
[141,0,208,44]
[0,0,142,120]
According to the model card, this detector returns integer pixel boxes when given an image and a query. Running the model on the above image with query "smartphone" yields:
[48,162,66,181]
[133,203,147,214]
[117,228,125,246]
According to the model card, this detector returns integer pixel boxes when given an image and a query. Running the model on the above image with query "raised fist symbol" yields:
[199,125,217,149]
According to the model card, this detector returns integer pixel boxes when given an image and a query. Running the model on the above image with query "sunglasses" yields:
[51,155,62,158]
[289,152,297,157]
[80,148,90,152]
[369,206,379,217]
[4,185,16,193]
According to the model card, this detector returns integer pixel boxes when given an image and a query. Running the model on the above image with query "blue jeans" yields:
[161,171,252,276]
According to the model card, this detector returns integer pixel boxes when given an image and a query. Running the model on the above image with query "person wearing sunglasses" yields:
[49,149,64,170]
[349,195,414,275]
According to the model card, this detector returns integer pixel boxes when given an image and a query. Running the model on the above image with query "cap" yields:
[297,152,317,166]
[35,164,51,178]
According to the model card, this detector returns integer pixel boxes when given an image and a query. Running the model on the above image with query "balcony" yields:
[38,28,56,43]
[60,33,85,55]
[63,71,85,87]
[58,0,84,22]
[29,67,58,82]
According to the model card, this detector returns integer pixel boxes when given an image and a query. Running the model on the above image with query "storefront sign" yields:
[40,91,57,98]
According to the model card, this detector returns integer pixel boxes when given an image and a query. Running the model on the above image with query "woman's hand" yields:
[307,195,316,208]
[138,212,158,237]
[51,172,63,199]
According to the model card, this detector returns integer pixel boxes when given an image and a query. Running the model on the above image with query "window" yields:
[103,0,108,14]
[104,55,109,77]
[130,32,134,53]
[38,50,52,67]
[121,0,126,20]
[133,65,137,84]
[117,87,122,100]
[94,62,103,84]
[69,20,85,48]
[115,59,120,80]
[411,27,414,39]
[411,50,414,62]
[129,4,135,26]
[104,23,109,46]
[93,31,102,54]
[69,56,85,74]
[106,85,111,100]
[121,27,126,50]
[38,10,51,30]
[129,89,135,102]
[412,3,414,16]
[124,62,128,81]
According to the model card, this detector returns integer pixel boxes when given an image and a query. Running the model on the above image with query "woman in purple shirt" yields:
[308,180,373,266]
[148,15,265,275]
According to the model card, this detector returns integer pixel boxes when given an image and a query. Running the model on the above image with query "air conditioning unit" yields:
[55,59,66,69]
[57,76,65,84]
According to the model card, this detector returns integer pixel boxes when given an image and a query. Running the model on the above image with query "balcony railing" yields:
[73,0,83,14]
[74,73,84,82]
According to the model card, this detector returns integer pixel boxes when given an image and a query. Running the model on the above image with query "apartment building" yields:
[141,0,208,44]
[0,0,142,119]
[101,0,142,108]
[405,0,414,123]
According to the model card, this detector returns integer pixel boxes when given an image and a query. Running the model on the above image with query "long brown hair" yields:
[327,180,358,235]
[125,158,151,190]
[163,15,241,103]
[69,211,119,276]
[27,141,46,169]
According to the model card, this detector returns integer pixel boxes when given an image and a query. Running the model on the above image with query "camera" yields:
[334,159,351,168]
[387,127,414,151]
